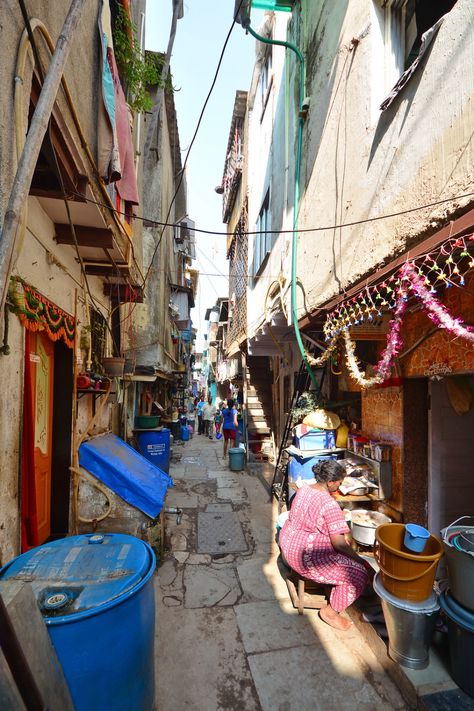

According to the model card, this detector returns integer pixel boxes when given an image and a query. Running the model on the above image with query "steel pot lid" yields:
[0,533,154,621]
[373,573,439,613]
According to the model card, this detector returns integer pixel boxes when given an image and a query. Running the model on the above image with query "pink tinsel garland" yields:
[402,262,474,343]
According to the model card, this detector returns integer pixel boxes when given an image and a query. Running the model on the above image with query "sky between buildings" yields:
[145,0,263,351]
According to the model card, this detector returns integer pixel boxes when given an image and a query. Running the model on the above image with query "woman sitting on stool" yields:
[279,459,374,631]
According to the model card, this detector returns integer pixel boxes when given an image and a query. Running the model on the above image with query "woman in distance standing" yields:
[221,398,238,458]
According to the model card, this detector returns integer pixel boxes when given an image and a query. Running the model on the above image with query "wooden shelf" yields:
[334,492,380,503]
[342,449,392,500]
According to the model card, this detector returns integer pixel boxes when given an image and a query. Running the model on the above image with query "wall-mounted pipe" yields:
[243,20,320,393]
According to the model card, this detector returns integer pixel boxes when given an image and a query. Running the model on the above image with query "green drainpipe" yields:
[244,23,319,392]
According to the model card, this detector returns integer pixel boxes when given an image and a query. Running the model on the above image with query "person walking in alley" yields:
[196,395,205,435]
[279,459,373,631]
[202,397,216,439]
[221,398,239,457]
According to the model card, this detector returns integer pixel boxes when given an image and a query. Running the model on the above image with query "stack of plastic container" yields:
[288,424,339,485]
[439,517,474,698]
[373,523,443,670]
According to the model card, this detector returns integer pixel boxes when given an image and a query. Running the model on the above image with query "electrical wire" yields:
[71,188,474,239]
[140,3,243,291]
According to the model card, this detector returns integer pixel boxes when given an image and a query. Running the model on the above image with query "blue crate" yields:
[288,452,339,483]
[293,429,336,451]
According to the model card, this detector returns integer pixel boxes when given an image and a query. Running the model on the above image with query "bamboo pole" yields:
[0,0,87,314]
[71,289,79,535]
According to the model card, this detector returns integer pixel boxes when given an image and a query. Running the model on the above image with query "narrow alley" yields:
[154,435,407,711]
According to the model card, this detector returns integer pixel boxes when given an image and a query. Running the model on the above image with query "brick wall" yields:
[361,388,403,514]
[401,274,474,377]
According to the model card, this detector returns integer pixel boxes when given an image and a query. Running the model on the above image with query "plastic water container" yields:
[229,447,245,471]
[0,534,156,710]
[404,523,430,553]
[135,427,170,473]
[373,573,439,670]
[288,452,339,484]
[293,429,336,450]
[181,425,190,441]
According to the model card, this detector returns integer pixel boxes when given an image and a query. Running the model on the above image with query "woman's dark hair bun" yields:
[312,459,345,482]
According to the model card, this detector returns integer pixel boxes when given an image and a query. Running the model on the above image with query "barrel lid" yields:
[373,573,440,613]
[0,534,154,621]
[439,591,474,632]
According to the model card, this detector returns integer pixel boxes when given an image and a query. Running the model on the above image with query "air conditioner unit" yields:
[174,219,192,244]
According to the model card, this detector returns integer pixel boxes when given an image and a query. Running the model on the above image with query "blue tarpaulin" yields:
[79,433,173,518]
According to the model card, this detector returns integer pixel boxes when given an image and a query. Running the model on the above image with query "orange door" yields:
[28,331,55,543]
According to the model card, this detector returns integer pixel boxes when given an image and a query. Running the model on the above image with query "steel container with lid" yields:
[0,533,156,710]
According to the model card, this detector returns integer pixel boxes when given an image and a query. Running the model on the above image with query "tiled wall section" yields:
[402,273,474,376]
[361,387,403,513]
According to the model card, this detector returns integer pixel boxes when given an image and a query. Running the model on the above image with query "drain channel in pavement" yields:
[197,512,247,554]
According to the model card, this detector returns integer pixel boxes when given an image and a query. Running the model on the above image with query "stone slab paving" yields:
[205,503,233,512]
[236,556,290,602]
[164,490,198,508]
[184,565,241,608]
[155,603,260,711]
[155,435,409,711]
[248,645,406,711]
[217,486,247,502]
[235,599,321,653]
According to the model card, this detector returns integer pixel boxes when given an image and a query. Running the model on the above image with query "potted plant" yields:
[102,355,125,378]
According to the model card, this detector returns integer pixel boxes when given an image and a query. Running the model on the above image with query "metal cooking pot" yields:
[350,486,369,496]
[351,510,391,546]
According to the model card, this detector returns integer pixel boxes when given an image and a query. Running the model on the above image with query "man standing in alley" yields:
[202,397,216,439]
[197,395,205,435]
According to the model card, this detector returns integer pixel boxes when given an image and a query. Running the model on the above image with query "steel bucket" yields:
[373,573,439,670]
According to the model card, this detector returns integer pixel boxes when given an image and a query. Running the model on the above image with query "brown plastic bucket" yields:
[374,524,443,602]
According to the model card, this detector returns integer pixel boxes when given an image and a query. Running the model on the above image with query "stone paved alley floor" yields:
[153,435,409,711]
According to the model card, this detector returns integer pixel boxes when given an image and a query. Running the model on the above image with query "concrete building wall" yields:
[0,0,130,562]
[140,94,180,372]
[0,197,110,564]
[246,12,294,338]
[295,0,474,314]
[0,0,105,215]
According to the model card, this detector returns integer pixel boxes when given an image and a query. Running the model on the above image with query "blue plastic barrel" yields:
[181,425,190,441]
[229,447,245,471]
[0,534,156,711]
[136,427,170,473]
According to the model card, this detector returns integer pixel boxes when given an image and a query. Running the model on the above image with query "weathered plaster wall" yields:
[295,0,474,314]
[246,12,294,338]
[139,95,180,372]
[0,196,109,564]
[0,0,104,216]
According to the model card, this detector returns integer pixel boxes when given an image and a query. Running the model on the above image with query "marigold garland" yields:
[9,278,75,348]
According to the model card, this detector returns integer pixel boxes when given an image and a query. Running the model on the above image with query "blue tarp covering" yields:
[79,433,173,518]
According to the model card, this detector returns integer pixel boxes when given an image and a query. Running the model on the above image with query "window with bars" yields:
[253,189,271,276]
[227,207,248,346]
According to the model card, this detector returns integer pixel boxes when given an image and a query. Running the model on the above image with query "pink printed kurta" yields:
[279,485,368,612]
